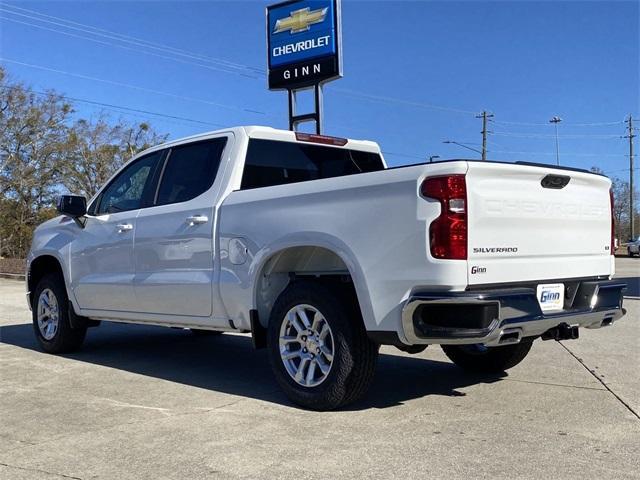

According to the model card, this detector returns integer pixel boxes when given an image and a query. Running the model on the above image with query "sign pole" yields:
[287,89,295,131]
[287,85,323,134]
[314,84,323,135]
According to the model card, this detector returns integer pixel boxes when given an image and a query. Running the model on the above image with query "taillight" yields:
[421,175,467,260]
[610,188,615,255]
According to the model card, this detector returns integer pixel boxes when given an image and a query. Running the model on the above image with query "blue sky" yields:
[1,0,638,178]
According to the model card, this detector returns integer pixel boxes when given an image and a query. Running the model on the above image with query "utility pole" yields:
[624,115,636,240]
[476,111,493,161]
[549,116,562,166]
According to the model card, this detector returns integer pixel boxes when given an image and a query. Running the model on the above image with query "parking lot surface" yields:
[1,259,638,479]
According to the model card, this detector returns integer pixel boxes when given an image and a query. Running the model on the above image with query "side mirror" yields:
[57,195,87,218]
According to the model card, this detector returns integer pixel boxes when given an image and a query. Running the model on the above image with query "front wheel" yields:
[441,338,534,374]
[267,281,379,411]
[32,273,86,354]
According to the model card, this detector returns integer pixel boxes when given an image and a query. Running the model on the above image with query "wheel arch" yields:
[251,239,373,330]
[27,254,67,307]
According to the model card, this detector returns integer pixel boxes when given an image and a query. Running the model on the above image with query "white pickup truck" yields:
[27,126,626,410]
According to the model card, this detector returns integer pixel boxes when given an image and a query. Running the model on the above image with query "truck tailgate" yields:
[466,162,613,285]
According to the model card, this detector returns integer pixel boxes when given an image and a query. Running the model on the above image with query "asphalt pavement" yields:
[0,258,638,479]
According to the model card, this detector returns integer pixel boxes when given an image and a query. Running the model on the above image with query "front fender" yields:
[27,216,81,312]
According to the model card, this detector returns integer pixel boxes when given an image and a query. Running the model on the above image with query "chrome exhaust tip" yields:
[498,329,522,345]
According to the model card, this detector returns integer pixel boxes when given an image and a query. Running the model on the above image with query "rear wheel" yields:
[441,338,534,373]
[267,281,379,411]
[32,273,86,353]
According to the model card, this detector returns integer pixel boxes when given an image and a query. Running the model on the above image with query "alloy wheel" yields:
[278,304,335,387]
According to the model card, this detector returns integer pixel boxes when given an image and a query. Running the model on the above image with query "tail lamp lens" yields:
[421,175,467,260]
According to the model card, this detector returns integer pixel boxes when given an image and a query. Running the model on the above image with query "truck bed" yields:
[218,158,614,336]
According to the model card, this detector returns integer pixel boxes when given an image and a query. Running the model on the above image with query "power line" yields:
[491,131,621,139]
[330,87,479,115]
[0,86,225,128]
[443,140,483,156]
[381,151,425,160]
[605,169,625,174]
[0,15,261,80]
[3,3,635,133]
[2,3,262,74]
[489,149,623,158]
[0,61,382,137]
[2,58,632,169]
[492,119,625,127]
[0,57,267,115]
[0,8,261,78]
[3,5,484,117]
[4,80,631,168]
[384,149,630,162]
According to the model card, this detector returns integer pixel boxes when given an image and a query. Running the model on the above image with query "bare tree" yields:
[0,67,73,257]
[60,117,167,198]
[591,166,638,242]
[0,66,168,258]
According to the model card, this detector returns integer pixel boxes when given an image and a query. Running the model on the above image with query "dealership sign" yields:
[267,0,342,90]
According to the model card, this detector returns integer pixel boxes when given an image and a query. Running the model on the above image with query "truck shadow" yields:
[0,322,505,410]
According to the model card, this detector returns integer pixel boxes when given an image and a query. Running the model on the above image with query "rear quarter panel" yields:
[217,161,469,334]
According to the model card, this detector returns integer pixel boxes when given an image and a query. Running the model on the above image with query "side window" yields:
[241,139,385,190]
[95,151,163,215]
[156,137,228,206]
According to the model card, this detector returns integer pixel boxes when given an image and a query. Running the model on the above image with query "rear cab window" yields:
[241,139,385,190]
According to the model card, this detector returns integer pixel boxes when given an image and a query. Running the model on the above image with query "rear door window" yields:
[156,137,228,206]
[241,139,384,190]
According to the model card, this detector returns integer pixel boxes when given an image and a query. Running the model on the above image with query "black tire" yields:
[32,273,86,354]
[190,329,223,336]
[267,281,379,411]
[441,338,534,374]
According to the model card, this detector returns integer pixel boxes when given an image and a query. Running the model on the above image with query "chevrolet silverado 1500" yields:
[27,126,626,410]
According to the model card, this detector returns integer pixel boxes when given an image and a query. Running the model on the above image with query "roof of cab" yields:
[242,126,380,152]
[144,125,381,154]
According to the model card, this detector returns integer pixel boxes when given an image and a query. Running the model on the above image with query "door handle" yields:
[116,223,133,232]
[186,215,208,226]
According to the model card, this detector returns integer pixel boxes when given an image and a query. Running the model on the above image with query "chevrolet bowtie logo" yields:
[273,7,328,34]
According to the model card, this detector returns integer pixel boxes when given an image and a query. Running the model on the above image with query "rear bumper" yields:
[401,280,626,346]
